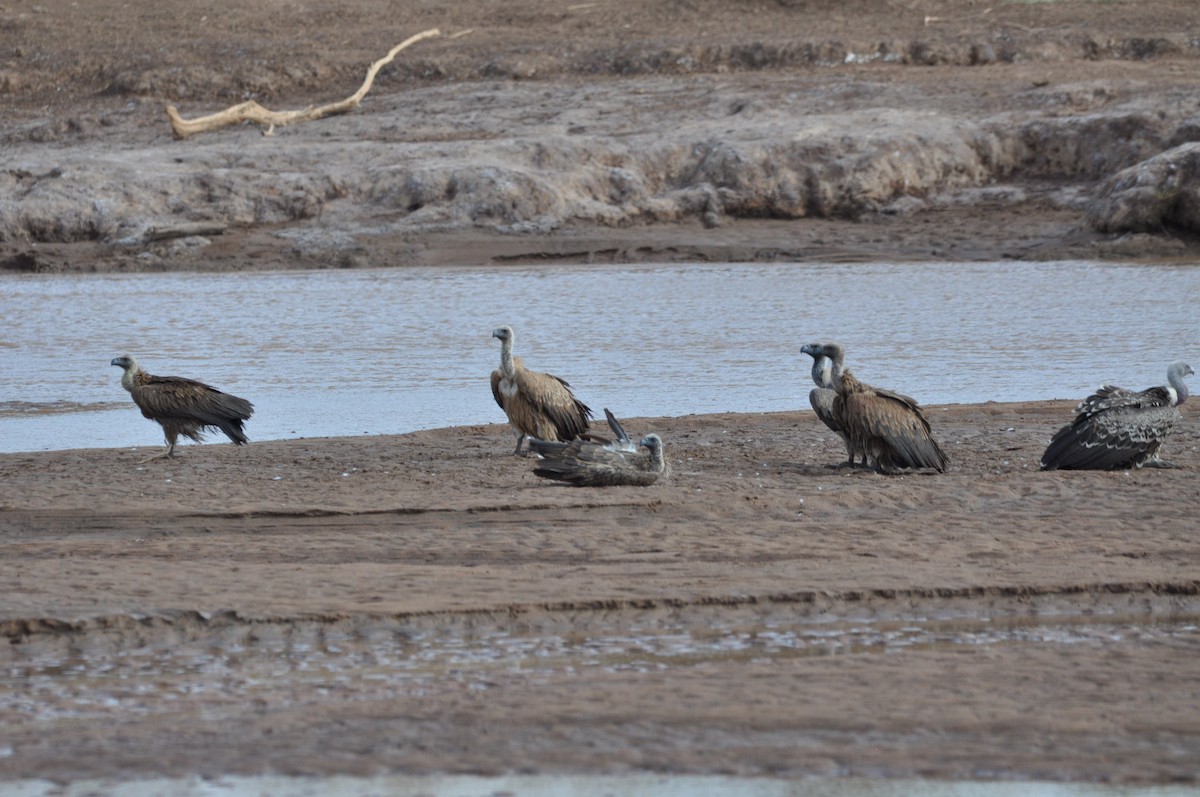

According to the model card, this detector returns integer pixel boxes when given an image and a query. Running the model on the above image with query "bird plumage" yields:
[110,355,253,460]
[1040,361,1193,471]
[835,367,949,473]
[800,342,857,466]
[491,325,593,455]
[800,342,947,473]
[530,410,667,486]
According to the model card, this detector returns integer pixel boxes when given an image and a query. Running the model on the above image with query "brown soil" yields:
[2,0,1200,787]
[2,403,1199,783]
[2,0,1200,272]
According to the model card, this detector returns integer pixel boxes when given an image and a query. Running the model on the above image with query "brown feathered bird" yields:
[111,355,254,461]
[530,409,668,487]
[1041,361,1193,471]
[800,341,858,467]
[802,343,948,473]
[491,325,593,455]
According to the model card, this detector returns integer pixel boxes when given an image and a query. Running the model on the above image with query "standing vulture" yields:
[802,342,948,473]
[529,409,668,486]
[491,325,593,455]
[800,341,858,467]
[111,355,253,461]
[1040,361,1193,471]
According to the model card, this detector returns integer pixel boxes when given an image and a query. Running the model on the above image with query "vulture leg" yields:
[513,432,530,457]
[1139,457,1179,469]
[139,432,178,463]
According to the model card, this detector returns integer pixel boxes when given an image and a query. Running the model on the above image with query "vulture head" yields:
[1168,361,1194,405]
[800,341,845,366]
[110,354,137,372]
[639,433,667,473]
[492,325,514,344]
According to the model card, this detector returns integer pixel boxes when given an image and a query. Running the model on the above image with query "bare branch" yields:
[164,28,442,140]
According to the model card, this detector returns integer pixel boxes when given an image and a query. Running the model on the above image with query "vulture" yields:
[491,325,593,455]
[799,342,857,467]
[802,342,948,473]
[110,355,254,461]
[1040,361,1194,471]
[529,409,668,486]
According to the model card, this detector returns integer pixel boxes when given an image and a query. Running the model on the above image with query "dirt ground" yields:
[2,0,1200,788]
[2,403,1199,784]
[3,0,1200,272]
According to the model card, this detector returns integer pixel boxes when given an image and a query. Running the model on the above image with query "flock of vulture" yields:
[109,329,1193,481]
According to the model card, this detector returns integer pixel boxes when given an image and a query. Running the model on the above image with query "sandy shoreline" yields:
[2,403,1199,783]
[4,0,1200,785]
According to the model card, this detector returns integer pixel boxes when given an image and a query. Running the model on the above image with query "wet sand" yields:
[2,402,1199,783]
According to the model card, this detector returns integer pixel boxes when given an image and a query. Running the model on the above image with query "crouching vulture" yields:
[801,342,948,473]
[530,409,668,486]
[1041,360,1193,471]
[110,355,253,461]
[491,325,593,455]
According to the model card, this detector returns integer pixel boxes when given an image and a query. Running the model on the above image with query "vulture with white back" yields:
[529,409,668,486]
[801,342,948,473]
[1040,360,1193,470]
[491,325,593,455]
[799,342,858,467]
[110,355,253,461]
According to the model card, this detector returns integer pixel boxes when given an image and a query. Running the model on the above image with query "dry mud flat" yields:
[2,403,1199,783]
[3,0,1200,272]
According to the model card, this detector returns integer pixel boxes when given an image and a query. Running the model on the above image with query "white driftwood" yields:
[165,28,441,140]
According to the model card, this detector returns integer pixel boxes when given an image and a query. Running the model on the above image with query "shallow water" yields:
[5,610,1197,726]
[2,260,1197,453]
[3,610,1198,795]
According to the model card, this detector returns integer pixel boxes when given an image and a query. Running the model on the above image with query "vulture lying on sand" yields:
[801,342,948,473]
[111,355,254,461]
[1040,361,1193,471]
[530,409,668,486]
[491,325,593,455]
[800,342,857,467]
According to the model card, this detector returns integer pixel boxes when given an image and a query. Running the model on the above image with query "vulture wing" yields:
[530,437,661,487]
[133,375,253,444]
[511,367,593,441]
[1041,386,1178,470]
[846,389,948,471]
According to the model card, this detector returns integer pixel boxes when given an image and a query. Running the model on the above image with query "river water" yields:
[2,260,1197,453]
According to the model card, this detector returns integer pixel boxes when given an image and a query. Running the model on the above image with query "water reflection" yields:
[2,260,1197,453]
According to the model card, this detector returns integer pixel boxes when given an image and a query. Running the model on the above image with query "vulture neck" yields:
[120,366,145,393]
[812,356,834,389]
[498,338,517,379]
[646,441,666,473]
[1168,368,1190,406]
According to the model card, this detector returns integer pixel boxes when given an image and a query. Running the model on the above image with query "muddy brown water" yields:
[3,260,1198,453]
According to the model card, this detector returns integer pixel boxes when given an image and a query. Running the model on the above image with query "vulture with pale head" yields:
[1040,361,1193,471]
[111,355,253,461]
[802,342,948,473]
[799,341,858,467]
[530,409,668,486]
[491,325,593,455]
